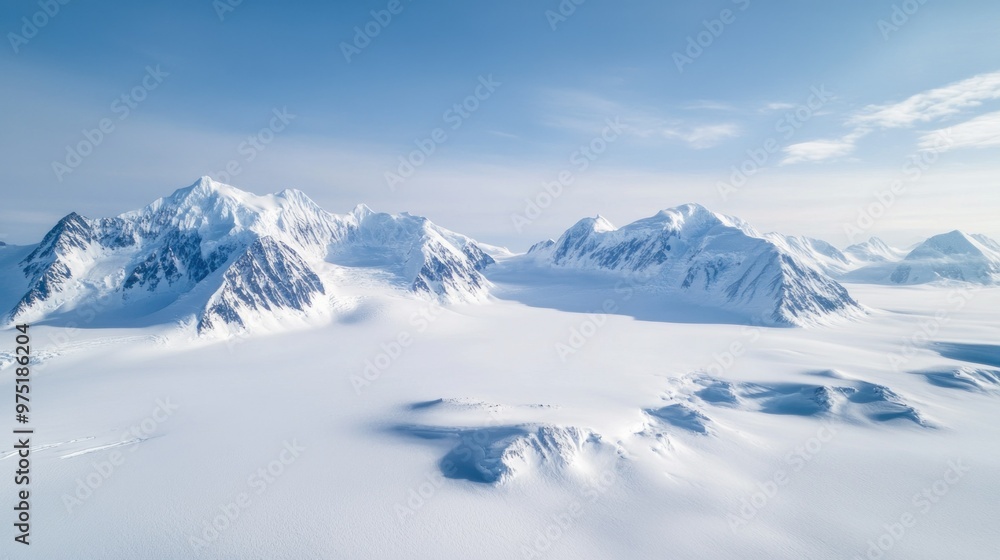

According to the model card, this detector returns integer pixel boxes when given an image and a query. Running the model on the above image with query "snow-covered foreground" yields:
[2,282,999,559]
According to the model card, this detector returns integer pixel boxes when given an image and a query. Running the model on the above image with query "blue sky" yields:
[2,0,999,250]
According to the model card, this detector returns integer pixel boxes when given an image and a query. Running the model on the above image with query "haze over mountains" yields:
[1,178,996,335]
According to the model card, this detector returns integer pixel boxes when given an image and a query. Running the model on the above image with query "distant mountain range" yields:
[758,228,1000,286]
[521,204,862,326]
[1,178,995,334]
[841,231,1000,285]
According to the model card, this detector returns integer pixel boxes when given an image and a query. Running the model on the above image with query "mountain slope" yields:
[765,234,854,276]
[522,204,862,326]
[5,177,494,331]
[843,237,906,264]
[198,237,326,333]
[332,205,493,302]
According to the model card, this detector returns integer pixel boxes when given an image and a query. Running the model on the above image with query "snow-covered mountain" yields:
[763,236,909,277]
[197,237,327,332]
[764,234,854,276]
[843,237,906,264]
[520,204,863,326]
[5,177,494,332]
[27,182,999,332]
[844,230,1000,285]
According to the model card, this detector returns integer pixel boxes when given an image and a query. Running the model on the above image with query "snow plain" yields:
[2,262,999,559]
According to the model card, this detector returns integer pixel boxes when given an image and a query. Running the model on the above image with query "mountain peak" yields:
[593,215,615,230]
[569,215,615,233]
[8,179,498,327]
[167,176,244,204]
[908,230,984,260]
[351,203,375,219]
[192,175,226,193]
[672,202,713,216]
[865,237,890,249]
[843,236,905,264]
[631,203,752,236]
[649,203,717,221]
[534,205,861,326]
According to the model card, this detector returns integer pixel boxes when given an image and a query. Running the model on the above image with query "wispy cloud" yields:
[761,102,796,112]
[851,71,1000,129]
[782,70,1000,164]
[663,124,741,149]
[541,89,741,149]
[683,100,738,112]
[487,130,520,140]
[780,129,869,165]
[539,89,625,133]
[919,111,1000,151]
[781,138,856,165]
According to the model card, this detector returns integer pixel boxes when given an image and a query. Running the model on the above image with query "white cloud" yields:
[779,128,870,165]
[780,139,857,165]
[683,100,738,112]
[761,102,795,112]
[541,89,740,149]
[851,71,1000,129]
[782,71,1000,165]
[663,124,741,149]
[539,89,628,133]
[919,111,1000,152]
[487,130,520,140]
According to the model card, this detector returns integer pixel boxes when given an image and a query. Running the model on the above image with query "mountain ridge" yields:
[6,179,996,334]
[520,203,863,326]
[5,177,494,332]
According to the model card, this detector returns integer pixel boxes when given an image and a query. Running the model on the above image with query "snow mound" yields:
[693,379,741,407]
[740,381,929,426]
[932,342,1000,368]
[676,373,932,427]
[393,424,609,484]
[406,398,556,413]
[644,403,714,435]
[912,366,1000,393]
